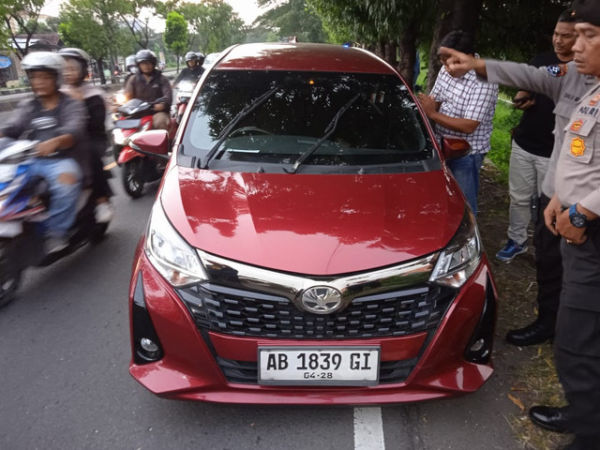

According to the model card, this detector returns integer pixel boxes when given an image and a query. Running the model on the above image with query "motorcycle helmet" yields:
[135,49,157,66]
[195,52,205,66]
[58,47,90,83]
[184,51,198,62]
[125,55,136,70]
[21,51,64,86]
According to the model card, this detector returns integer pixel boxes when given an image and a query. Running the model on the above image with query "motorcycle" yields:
[173,80,196,124]
[113,99,174,198]
[0,138,111,308]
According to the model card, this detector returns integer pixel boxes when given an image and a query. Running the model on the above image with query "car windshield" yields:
[181,70,438,174]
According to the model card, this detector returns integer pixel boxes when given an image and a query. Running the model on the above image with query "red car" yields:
[128,43,497,404]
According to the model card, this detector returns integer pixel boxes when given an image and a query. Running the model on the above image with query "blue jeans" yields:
[29,158,81,237]
[447,153,485,214]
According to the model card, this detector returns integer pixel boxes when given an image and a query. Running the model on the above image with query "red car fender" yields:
[118,145,145,165]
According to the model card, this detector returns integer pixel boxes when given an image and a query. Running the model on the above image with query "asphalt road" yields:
[0,93,523,449]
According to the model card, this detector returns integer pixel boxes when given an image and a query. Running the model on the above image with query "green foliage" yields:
[59,0,113,60]
[306,0,435,44]
[255,0,328,43]
[164,11,188,69]
[160,1,244,54]
[0,0,45,56]
[487,99,523,182]
[478,0,572,61]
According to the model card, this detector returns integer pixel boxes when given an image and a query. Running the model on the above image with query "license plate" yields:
[0,221,22,237]
[258,346,380,386]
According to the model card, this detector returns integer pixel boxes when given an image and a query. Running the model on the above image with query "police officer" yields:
[439,14,596,349]
[440,2,600,447]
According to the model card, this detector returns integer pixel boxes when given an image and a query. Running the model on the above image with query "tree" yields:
[307,0,437,82]
[59,0,126,85]
[164,11,187,72]
[0,0,45,59]
[255,0,328,43]
[160,1,245,54]
[114,0,156,49]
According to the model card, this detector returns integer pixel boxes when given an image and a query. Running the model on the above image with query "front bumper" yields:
[129,247,496,405]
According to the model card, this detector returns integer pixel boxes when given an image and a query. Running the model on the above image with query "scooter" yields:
[173,79,196,124]
[111,98,154,164]
[114,99,175,198]
[0,138,111,309]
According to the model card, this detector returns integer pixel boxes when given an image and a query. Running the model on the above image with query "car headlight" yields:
[429,209,482,288]
[145,201,207,286]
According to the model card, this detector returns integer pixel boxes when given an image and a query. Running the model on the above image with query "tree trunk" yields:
[426,0,484,92]
[97,59,106,85]
[397,25,418,85]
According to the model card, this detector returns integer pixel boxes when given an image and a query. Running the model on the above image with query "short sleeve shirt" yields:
[430,66,499,153]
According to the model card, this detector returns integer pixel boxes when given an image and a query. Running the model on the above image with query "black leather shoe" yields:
[529,405,571,433]
[506,320,554,346]
[561,436,600,450]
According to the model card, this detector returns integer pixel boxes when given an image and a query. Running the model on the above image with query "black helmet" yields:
[135,49,157,66]
[195,52,205,64]
[184,51,198,62]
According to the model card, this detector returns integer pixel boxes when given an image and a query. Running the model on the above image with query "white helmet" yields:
[22,51,64,75]
[22,51,64,88]
[125,55,136,69]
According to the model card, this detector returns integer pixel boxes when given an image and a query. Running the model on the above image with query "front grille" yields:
[177,283,455,340]
[217,356,419,385]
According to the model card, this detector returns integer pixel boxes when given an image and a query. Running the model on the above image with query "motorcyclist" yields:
[124,49,172,130]
[59,47,114,224]
[123,54,137,86]
[0,52,87,253]
[174,51,204,85]
[195,52,206,69]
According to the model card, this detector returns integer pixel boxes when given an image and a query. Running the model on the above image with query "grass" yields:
[487,97,522,182]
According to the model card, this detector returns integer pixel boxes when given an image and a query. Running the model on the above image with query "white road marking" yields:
[354,407,386,450]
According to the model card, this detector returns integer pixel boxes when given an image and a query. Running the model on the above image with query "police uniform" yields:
[483,60,596,335]
[550,82,600,448]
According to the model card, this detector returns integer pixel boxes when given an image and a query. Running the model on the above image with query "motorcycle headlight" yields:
[145,201,207,286]
[113,128,126,145]
[429,209,482,288]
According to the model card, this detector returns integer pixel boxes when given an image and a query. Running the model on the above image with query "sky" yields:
[41,0,266,25]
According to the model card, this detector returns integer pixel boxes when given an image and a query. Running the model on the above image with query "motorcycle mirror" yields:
[129,130,170,161]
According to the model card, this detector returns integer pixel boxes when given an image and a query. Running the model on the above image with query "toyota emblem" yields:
[300,286,343,314]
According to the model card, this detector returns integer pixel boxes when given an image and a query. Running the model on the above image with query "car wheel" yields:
[122,159,145,198]
[0,240,21,308]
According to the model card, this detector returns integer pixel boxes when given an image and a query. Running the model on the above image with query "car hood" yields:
[160,166,465,276]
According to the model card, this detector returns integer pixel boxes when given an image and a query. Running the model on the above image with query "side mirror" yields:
[441,137,471,161]
[130,130,170,161]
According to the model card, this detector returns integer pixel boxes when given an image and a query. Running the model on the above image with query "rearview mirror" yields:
[130,130,170,161]
[441,137,471,161]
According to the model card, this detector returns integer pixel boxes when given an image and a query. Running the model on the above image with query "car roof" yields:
[215,43,397,75]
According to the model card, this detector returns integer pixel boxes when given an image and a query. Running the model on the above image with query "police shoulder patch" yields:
[547,64,568,77]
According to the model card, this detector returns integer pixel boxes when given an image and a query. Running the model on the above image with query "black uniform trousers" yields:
[534,194,563,328]
[555,223,600,442]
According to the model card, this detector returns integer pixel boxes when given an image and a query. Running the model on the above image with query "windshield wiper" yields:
[285,93,361,174]
[200,86,279,169]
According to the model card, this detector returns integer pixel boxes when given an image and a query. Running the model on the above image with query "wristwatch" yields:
[569,204,588,228]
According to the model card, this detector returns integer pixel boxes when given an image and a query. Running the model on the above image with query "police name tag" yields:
[258,346,380,386]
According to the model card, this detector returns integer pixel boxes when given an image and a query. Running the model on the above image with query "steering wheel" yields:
[228,126,272,137]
